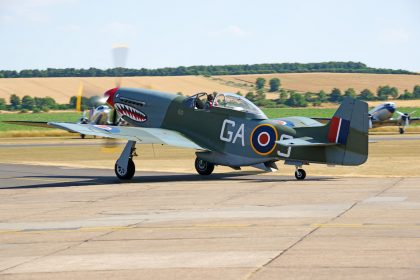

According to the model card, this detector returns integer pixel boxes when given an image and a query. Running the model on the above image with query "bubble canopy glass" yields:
[214,93,267,119]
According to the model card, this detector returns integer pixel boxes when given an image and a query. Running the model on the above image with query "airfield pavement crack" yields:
[2,185,153,222]
[374,177,404,197]
[0,220,143,274]
[243,177,406,280]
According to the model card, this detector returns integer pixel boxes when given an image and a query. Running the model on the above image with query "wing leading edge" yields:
[3,121,53,129]
[48,122,204,150]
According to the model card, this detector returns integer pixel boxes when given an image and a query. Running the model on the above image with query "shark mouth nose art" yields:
[115,103,147,123]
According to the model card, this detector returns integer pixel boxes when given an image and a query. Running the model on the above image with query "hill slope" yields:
[0,73,419,104]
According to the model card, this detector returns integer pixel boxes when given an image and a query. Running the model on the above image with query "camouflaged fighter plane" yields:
[7,89,369,180]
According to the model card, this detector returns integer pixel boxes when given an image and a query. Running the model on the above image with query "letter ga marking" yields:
[250,124,278,156]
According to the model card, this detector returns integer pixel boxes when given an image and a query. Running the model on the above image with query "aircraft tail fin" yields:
[325,97,369,165]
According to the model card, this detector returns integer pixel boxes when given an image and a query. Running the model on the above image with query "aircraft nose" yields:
[104,87,119,106]
[387,103,396,113]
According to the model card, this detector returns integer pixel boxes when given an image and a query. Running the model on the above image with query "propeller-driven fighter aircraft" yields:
[314,102,420,134]
[8,90,369,180]
[367,102,419,134]
[4,45,369,180]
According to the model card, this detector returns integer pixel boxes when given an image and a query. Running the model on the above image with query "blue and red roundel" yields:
[250,124,278,155]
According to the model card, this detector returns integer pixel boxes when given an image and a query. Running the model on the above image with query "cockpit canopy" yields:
[214,93,267,118]
[184,92,267,119]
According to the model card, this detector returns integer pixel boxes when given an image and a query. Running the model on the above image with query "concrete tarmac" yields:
[0,164,419,279]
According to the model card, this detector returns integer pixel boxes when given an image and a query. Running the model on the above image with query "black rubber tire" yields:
[115,158,135,180]
[295,169,306,180]
[81,134,85,139]
[399,128,405,134]
[195,158,214,175]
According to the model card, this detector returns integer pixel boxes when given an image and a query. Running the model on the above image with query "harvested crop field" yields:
[219,73,420,93]
[1,73,419,104]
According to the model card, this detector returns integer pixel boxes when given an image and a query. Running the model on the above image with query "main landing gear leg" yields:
[294,165,306,180]
[115,140,137,180]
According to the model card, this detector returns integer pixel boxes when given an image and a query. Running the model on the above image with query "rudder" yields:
[326,97,369,165]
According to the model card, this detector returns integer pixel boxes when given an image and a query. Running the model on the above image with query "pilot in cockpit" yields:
[205,94,214,109]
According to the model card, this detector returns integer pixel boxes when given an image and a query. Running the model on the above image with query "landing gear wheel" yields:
[295,168,306,180]
[399,127,405,134]
[81,134,85,139]
[115,158,135,180]
[195,158,214,175]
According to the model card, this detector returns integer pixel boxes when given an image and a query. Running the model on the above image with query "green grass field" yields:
[0,107,419,134]
[0,112,80,132]
[263,108,336,118]
[263,107,420,119]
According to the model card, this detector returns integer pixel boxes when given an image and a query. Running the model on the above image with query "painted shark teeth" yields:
[115,103,147,123]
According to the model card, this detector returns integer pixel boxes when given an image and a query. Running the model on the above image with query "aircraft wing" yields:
[370,118,420,127]
[274,117,325,128]
[312,117,420,127]
[310,118,330,124]
[48,122,205,150]
[276,137,336,147]
[410,118,420,125]
[3,121,54,129]
[3,120,83,134]
[370,119,399,127]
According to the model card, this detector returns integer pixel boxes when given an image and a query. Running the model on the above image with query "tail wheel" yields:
[399,128,405,134]
[195,158,214,175]
[115,158,135,180]
[295,168,306,180]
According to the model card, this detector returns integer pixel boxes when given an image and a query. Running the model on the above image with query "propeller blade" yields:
[112,45,129,87]
[76,83,83,112]
[110,45,129,126]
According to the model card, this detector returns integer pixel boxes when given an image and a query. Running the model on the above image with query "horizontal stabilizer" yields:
[309,118,330,124]
[276,137,336,147]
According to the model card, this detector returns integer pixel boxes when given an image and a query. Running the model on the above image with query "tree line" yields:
[243,77,420,107]
[1,81,419,112]
[0,95,103,112]
[0,62,415,78]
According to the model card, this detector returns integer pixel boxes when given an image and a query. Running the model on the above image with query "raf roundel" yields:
[250,124,278,155]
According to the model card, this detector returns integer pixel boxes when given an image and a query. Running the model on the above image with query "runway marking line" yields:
[79,225,137,232]
[13,177,75,183]
[193,223,251,228]
[313,223,362,228]
[1,223,420,235]
[312,223,420,228]
[0,230,20,234]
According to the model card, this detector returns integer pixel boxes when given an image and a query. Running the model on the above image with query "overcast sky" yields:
[1,0,419,71]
